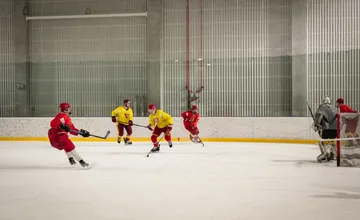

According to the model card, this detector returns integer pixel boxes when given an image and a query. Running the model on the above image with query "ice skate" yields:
[124,137,132,145]
[194,136,201,143]
[189,134,196,143]
[168,141,173,148]
[68,157,76,165]
[151,145,160,152]
[79,160,89,168]
[117,136,121,144]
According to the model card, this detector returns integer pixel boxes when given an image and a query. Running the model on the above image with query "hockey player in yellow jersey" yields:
[147,104,173,152]
[111,99,134,145]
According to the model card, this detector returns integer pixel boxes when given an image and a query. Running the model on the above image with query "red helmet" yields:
[336,98,344,104]
[59,102,70,111]
[191,105,198,110]
[148,104,156,110]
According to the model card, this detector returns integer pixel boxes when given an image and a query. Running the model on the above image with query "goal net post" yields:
[336,112,360,167]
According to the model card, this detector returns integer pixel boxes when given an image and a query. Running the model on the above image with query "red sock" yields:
[151,135,159,147]
[165,134,171,142]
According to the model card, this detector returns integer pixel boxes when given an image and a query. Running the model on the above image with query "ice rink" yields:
[1,141,360,220]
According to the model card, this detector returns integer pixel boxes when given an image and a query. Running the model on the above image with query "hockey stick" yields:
[132,123,148,128]
[70,130,111,140]
[90,131,111,139]
[115,120,147,128]
[146,134,165,157]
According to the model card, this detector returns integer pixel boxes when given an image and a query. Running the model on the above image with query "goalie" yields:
[312,96,338,162]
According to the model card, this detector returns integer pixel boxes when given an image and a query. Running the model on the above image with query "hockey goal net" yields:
[337,112,360,167]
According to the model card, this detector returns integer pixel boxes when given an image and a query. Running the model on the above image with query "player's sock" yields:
[69,149,84,162]
[65,152,76,165]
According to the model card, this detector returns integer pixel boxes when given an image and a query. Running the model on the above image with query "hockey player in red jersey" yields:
[336,98,359,145]
[48,103,90,167]
[336,98,356,113]
[181,105,201,143]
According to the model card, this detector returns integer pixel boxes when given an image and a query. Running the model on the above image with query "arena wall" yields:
[0,117,319,144]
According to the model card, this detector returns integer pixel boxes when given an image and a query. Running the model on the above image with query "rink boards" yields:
[0,117,319,144]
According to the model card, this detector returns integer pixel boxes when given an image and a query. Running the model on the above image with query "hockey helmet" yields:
[59,102,70,111]
[123,99,130,104]
[148,104,156,110]
[336,98,344,104]
[322,96,331,104]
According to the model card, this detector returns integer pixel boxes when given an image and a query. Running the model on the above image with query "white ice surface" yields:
[0,141,360,220]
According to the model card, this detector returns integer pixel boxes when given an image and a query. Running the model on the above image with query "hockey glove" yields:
[147,125,153,131]
[59,123,70,132]
[111,116,117,123]
[128,120,133,126]
[79,129,90,137]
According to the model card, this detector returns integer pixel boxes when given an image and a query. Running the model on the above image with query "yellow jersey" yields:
[148,109,173,129]
[111,106,133,125]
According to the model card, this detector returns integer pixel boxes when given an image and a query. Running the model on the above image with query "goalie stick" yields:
[306,100,316,122]
[70,130,111,140]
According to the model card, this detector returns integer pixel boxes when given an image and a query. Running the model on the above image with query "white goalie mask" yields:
[322,96,331,104]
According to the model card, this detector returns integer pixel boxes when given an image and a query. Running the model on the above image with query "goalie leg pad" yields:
[318,141,326,154]
[317,153,327,163]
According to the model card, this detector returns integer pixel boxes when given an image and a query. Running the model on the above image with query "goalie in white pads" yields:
[312,96,338,162]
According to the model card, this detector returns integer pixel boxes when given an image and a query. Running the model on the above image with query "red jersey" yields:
[50,112,79,135]
[339,104,355,113]
[181,110,200,125]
